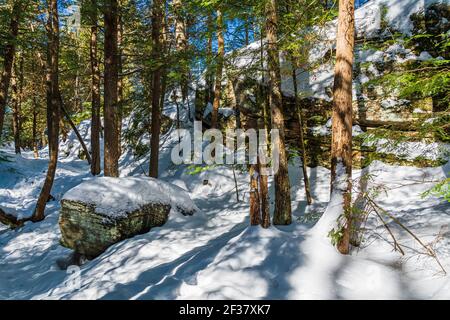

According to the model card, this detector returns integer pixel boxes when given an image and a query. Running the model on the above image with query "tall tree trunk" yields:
[0,0,23,138]
[11,64,20,154]
[17,55,24,153]
[266,0,292,225]
[291,63,312,205]
[205,13,214,108]
[159,7,169,122]
[11,55,24,154]
[210,9,224,129]
[117,10,123,156]
[33,0,60,222]
[259,24,270,229]
[245,18,250,46]
[174,0,188,102]
[331,0,355,255]
[90,0,101,175]
[103,0,120,177]
[149,0,164,178]
[32,96,39,158]
[249,164,261,226]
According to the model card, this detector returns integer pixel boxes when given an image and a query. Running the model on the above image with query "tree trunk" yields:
[249,164,261,225]
[266,0,292,225]
[174,0,188,102]
[33,0,60,222]
[90,0,101,175]
[149,0,164,178]
[159,7,169,122]
[11,64,20,154]
[205,13,214,107]
[259,25,270,229]
[210,9,224,129]
[103,0,120,177]
[0,0,23,138]
[331,0,355,255]
[17,55,24,152]
[59,94,92,165]
[291,64,312,205]
[32,96,39,158]
[117,11,124,157]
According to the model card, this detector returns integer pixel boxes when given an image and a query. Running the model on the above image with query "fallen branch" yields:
[59,92,92,165]
[366,196,446,274]
[371,204,405,255]
[0,208,28,229]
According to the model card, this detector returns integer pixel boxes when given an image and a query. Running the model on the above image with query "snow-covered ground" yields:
[1,0,449,301]
[0,123,449,299]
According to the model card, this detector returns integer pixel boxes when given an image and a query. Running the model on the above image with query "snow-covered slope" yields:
[0,0,449,301]
[1,140,449,299]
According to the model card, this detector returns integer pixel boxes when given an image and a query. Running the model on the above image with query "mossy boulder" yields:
[59,200,171,258]
[59,177,197,258]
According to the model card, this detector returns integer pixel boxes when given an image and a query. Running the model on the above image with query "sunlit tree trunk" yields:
[174,0,188,102]
[259,24,270,229]
[250,163,261,226]
[205,13,214,108]
[331,0,355,255]
[210,9,224,129]
[266,0,292,225]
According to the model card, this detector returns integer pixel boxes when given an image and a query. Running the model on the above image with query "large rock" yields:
[59,177,197,258]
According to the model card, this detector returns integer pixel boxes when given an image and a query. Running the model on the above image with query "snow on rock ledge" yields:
[59,177,198,258]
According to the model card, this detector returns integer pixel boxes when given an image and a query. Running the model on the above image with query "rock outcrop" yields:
[59,177,197,258]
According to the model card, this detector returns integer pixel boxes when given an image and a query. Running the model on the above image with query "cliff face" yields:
[193,0,449,169]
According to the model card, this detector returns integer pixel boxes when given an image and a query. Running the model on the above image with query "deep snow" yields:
[62,176,198,219]
[0,123,449,299]
[1,0,449,301]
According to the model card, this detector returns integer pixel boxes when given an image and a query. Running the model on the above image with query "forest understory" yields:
[0,0,449,300]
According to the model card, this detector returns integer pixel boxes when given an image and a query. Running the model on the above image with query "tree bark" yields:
[174,0,188,102]
[0,0,23,138]
[259,24,270,229]
[32,96,39,158]
[149,0,164,178]
[266,0,292,225]
[249,164,261,225]
[90,0,101,175]
[117,10,124,156]
[331,0,355,255]
[291,64,312,205]
[59,93,92,165]
[32,0,60,222]
[210,9,224,129]
[11,63,20,154]
[205,13,214,107]
[103,0,120,177]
